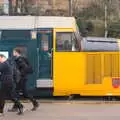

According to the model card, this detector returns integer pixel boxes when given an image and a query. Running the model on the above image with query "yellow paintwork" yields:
[53,28,120,96]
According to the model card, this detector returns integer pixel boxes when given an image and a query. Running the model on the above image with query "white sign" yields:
[31,31,37,39]
[0,51,9,59]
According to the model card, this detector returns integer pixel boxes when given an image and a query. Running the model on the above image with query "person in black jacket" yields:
[9,48,39,112]
[0,54,23,116]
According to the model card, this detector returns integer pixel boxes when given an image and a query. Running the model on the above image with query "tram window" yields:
[1,30,31,40]
[41,34,49,51]
[56,32,79,52]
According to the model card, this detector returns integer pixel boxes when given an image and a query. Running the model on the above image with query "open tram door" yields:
[36,29,53,91]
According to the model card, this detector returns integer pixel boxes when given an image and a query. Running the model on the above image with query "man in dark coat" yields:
[9,48,39,112]
[0,54,23,116]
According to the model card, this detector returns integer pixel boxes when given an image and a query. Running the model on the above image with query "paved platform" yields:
[1,101,120,120]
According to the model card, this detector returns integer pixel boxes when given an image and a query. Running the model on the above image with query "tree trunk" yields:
[9,0,13,15]
[24,0,29,14]
[15,0,19,14]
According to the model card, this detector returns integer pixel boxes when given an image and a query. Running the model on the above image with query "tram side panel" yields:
[53,52,120,96]
[80,52,120,96]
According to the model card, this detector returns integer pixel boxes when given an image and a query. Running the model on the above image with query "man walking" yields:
[9,47,39,112]
[0,54,23,116]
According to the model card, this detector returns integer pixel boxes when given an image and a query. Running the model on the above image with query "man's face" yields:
[13,50,18,57]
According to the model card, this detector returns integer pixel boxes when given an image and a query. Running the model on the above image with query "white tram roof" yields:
[0,16,76,29]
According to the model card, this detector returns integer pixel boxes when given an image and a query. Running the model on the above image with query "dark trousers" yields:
[0,83,22,113]
[17,78,34,101]
[13,78,35,108]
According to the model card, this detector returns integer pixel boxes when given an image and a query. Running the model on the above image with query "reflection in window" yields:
[41,34,49,51]
[56,32,79,52]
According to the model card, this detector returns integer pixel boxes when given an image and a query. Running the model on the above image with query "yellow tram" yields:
[0,16,119,97]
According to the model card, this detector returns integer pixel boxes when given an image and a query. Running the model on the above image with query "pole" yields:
[69,0,72,16]
[105,2,108,37]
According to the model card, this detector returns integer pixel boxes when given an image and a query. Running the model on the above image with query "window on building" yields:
[56,32,80,52]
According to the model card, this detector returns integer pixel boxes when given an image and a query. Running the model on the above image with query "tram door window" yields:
[38,30,53,79]
[41,34,49,51]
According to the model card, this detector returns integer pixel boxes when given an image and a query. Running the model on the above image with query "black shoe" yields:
[31,101,39,111]
[0,110,4,117]
[0,109,3,113]
[17,105,23,115]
